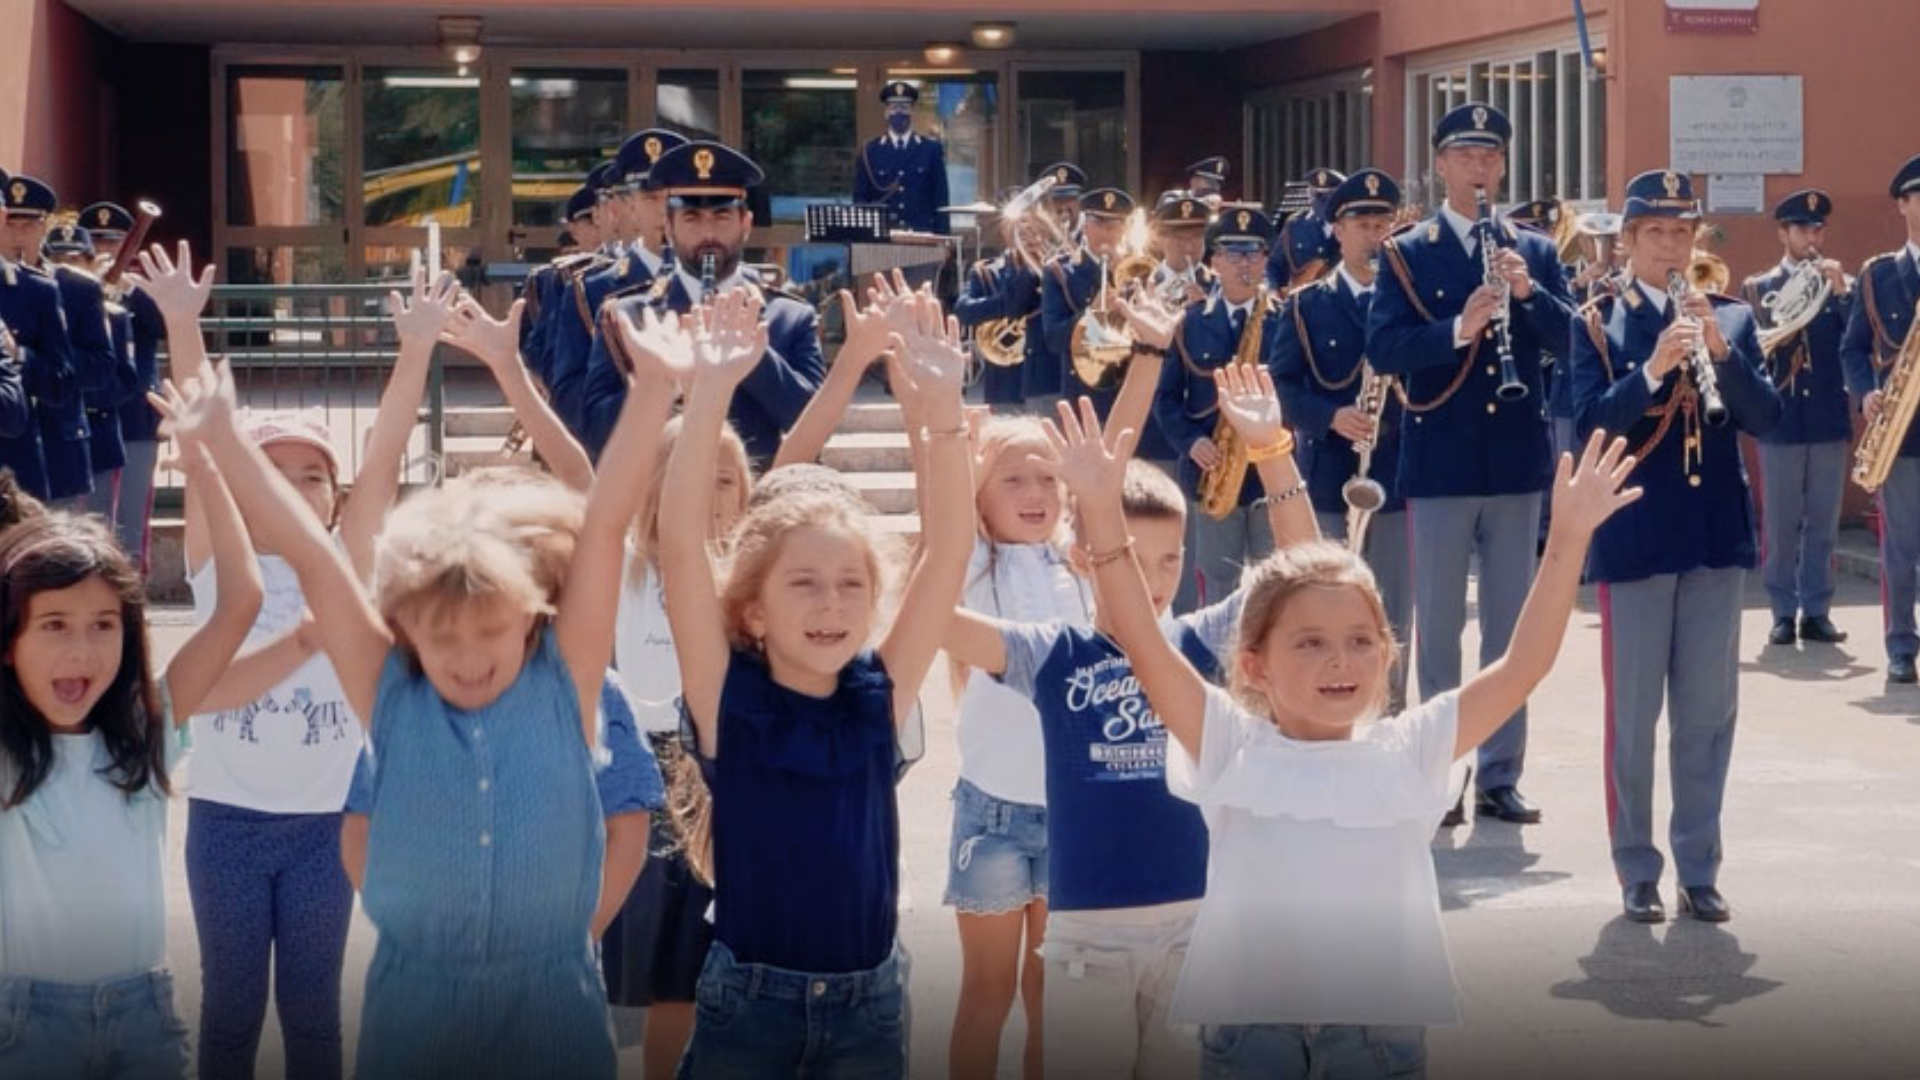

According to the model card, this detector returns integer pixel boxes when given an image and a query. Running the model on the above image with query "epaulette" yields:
[16,262,52,279]
[553,251,599,270]
[562,254,609,281]
[760,282,810,308]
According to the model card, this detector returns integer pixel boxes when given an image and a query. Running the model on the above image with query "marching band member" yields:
[580,141,822,468]
[1151,203,1283,606]
[1269,167,1344,292]
[42,224,141,538]
[1272,168,1413,707]
[854,81,951,235]
[1366,103,1575,825]
[1040,187,1138,423]
[1025,163,1086,404]
[1742,189,1854,647]
[520,185,607,392]
[1185,156,1230,203]
[80,201,168,568]
[1841,152,1920,685]
[1570,169,1781,923]
[955,192,1044,410]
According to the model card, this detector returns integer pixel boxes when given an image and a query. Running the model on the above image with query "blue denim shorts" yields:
[678,940,906,1079]
[0,969,190,1080]
[1200,1022,1427,1079]
[942,778,1049,915]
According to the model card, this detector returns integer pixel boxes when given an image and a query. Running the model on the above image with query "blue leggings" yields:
[185,800,354,1080]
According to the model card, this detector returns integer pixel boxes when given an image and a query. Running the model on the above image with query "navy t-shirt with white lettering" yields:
[996,592,1243,912]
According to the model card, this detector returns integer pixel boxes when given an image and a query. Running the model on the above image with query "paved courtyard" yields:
[148,573,1920,1078]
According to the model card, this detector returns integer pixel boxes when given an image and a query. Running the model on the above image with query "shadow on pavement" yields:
[1548,918,1783,1025]
[1432,824,1571,912]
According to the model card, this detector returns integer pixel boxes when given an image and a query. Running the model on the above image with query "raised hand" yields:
[871,268,924,344]
[1549,429,1643,539]
[1114,292,1182,350]
[688,286,769,390]
[389,269,462,347]
[124,239,215,321]
[838,274,902,368]
[890,293,966,407]
[150,360,240,447]
[441,296,524,372]
[1045,396,1135,506]
[612,302,697,388]
[1212,363,1289,450]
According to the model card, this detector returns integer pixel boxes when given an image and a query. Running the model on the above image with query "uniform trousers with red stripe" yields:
[1597,566,1743,889]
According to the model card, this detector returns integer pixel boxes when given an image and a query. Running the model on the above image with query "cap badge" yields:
[1055,168,1068,184]
[1663,171,1682,198]
[1236,209,1251,231]
[1472,106,1489,130]
[7,181,22,204]
[1807,192,1819,212]
[96,208,111,226]
[693,148,715,181]
[645,136,663,162]
[1364,174,1380,196]
[1103,192,1116,210]
[1180,200,1194,219]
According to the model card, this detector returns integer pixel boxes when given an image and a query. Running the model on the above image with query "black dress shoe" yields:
[1891,656,1919,684]
[1677,885,1731,923]
[1475,786,1542,824]
[1798,616,1848,644]
[1622,882,1665,923]
[1767,616,1796,646]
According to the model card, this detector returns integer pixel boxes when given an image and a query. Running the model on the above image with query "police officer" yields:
[0,177,74,500]
[579,141,823,466]
[1023,163,1085,403]
[1152,203,1282,606]
[1741,189,1854,647]
[1841,152,1920,685]
[4,176,109,509]
[955,192,1043,409]
[521,184,608,393]
[44,222,141,533]
[1366,103,1575,824]
[1036,161,1086,243]
[549,129,686,438]
[1272,169,1412,705]
[1570,169,1782,922]
[78,201,164,564]
[1041,188,1158,437]
[1147,189,1214,311]
[854,81,950,235]
[1185,156,1230,202]
[1269,167,1345,292]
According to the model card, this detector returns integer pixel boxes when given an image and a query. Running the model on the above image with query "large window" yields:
[1016,69,1127,191]
[511,69,627,229]
[227,67,345,227]
[1246,71,1372,208]
[658,68,723,142]
[1407,39,1605,210]
[884,69,1000,215]
[742,68,857,225]
[362,68,483,228]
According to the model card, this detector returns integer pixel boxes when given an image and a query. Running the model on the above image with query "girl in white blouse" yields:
[1052,403,1640,1080]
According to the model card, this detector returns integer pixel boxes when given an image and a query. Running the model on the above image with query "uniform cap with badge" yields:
[3,175,58,220]
[615,129,691,192]
[42,222,93,259]
[80,202,136,239]
[653,141,766,210]
[1773,188,1832,226]
[1205,203,1277,252]
[1078,188,1134,220]
[1037,162,1086,200]
[1622,169,1701,222]
[1153,190,1209,228]
[1432,102,1512,151]
[1327,169,1401,220]
[1887,153,1920,199]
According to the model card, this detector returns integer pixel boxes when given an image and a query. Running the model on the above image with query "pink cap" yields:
[242,409,340,477]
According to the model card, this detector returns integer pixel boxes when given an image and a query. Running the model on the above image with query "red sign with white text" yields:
[1666,0,1759,33]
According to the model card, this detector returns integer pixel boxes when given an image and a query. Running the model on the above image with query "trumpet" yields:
[1665,270,1729,426]
[1474,187,1528,402]
[1342,363,1393,552]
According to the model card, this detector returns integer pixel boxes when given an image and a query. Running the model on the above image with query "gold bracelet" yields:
[1244,431,1295,462]
[1081,539,1135,568]
[920,424,969,441]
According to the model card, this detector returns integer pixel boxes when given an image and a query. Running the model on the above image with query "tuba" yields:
[1197,284,1271,520]
[1342,364,1393,551]
[1853,296,1920,493]
[1068,251,1155,391]
[1757,251,1833,357]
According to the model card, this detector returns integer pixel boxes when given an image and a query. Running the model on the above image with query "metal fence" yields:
[153,282,446,513]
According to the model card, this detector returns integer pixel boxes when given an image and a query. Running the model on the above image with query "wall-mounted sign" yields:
[1666,0,1759,33]
[1670,75,1802,174]
[1706,173,1765,214]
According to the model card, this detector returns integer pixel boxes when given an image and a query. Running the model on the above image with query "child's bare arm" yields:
[125,241,217,571]
[195,619,317,713]
[442,296,594,493]
[771,276,897,469]
[593,813,651,939]
[340,271,459,582]
[1457,433,1639,756]
[162,440,264,721]
[944,608,1010,675]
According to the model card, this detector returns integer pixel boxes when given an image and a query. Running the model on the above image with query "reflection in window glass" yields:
[1016,70,1126,190]
[227,67,345,226]
[658,69,723,142]
[884,71,999,216]
[363,68,482,228]
[742,69,857,224]
[512,69,627,228]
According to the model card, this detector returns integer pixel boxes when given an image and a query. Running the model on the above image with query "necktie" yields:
[1231,308,1247,337]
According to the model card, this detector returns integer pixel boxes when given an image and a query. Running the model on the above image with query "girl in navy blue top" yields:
[655,287,974,1078]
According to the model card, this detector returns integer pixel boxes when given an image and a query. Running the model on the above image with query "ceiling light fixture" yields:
[438,15,483,72]
[970,21,1015,49]
[924,42,962,65]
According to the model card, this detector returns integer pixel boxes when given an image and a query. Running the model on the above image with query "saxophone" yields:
[1341,364,1393,551]
[1197,285,1271,520]
[1853,295,1920,493]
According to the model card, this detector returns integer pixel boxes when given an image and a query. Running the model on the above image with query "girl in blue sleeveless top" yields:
[186,311,677,1078]
[654,287,974,1078]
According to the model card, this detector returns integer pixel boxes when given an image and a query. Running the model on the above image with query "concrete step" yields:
[443,434,532,475]
[443,405,518,438]
[841,471,919,514]
[820,431,913,473]
[839,402,907,434]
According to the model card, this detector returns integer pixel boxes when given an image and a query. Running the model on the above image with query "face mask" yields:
[887,112,912,135]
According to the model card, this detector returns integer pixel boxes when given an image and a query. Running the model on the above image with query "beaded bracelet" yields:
[1081,539,1136,568]
[1262,480,1308,504]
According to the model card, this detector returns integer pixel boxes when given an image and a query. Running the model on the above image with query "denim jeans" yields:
[678,940,906,1079]
[0,969,190,1080]
[1200,1022,1426,1080]
[943,778,1049,914]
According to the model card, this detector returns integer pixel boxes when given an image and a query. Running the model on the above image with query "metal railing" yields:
[153,282,446,514]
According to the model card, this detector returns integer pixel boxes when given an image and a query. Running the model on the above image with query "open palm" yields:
[1213,363,1288,449]
[1045,396,1134,506]
[689,287,769,389]
[1552,430,1643,536]
[124,240,214,321]
[389,270,462,346]
[613,302,696,386]
[150,360,239,447]
[441,296,523,372]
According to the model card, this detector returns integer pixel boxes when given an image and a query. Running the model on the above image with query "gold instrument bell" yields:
[1069,251,1156,391]
[973,174,1075,368]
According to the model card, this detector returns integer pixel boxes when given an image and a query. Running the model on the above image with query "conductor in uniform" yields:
[854,81,951,235]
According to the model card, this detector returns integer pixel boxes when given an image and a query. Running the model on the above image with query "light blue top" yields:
[0,685,184,985]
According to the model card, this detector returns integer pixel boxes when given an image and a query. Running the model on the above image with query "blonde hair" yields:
[447,466,586,605]
[1071,459,1186,538]
[631,417,753,583]
[1229,542,1401,716]
[372,479,567,635]
[750,463,870,512]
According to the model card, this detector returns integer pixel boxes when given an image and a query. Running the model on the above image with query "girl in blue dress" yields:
[655,286,974,1078]
[185,301,678,1078]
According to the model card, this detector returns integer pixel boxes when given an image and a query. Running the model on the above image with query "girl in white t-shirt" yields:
[946,415,1092,1080]
[1055,406,1641,1079]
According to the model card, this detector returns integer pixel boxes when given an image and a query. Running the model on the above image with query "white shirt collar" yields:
[1336,263,1373,298]
[1905,241,1920,267]
[675,263,748,304]
[1440,203,1479,250]
[1634,278,1669,315]
[1780,255,1803,274]
[630,241,662,276]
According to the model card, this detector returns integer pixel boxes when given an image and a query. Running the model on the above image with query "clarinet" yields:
[1475,187,1528,402]
[1665,270,1729,426]
[699,251,718,301]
